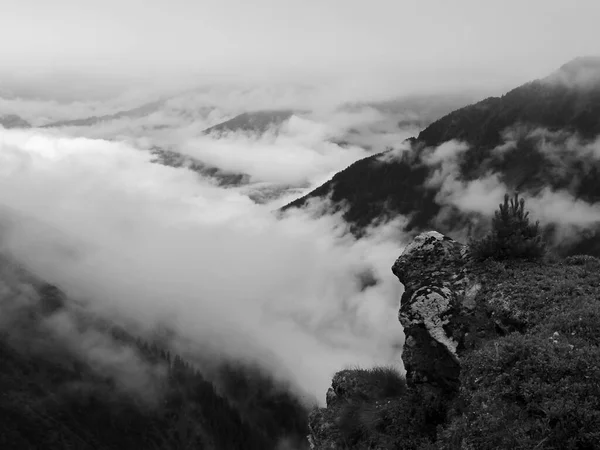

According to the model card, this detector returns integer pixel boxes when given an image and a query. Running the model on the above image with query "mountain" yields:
[149,147,251,187]
[0,114,30,129]
[0,251,309,449]
[203,110,296,135]
[149,148,304,204]
[42,100,165,128]
[283,57,600,255]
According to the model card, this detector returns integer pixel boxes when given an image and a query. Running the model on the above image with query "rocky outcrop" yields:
[307,231,499,449]
[392,231,482,393]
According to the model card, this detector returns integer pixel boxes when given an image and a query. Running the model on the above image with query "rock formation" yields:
[392,231,481,394]
[307,231,491,449]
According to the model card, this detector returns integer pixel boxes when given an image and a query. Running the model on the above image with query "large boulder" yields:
[307,231,493,448]
[392,231,482,392]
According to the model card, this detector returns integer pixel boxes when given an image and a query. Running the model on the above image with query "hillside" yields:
[309,231,600,449]
[283,57,600,255]
[0,114,30,129]
[0,253,309,449]
[202,110,296,135]
[42,100,165,128]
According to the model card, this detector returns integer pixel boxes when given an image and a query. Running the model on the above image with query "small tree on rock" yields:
[470,193,546,261]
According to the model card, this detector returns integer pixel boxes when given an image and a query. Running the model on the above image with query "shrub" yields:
[359,366,407,399]
[335,366,409,448]
[564,254,600,266]
[337,386,443,450]
[470,193,546,261]
[438,332,600,449]
[342,365,407,400]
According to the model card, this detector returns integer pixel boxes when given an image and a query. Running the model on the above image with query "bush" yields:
[337,386,443,450]
[437,332,600,449]
[564,254,600,266]
[355,366,407,399]
[470,193,546,261]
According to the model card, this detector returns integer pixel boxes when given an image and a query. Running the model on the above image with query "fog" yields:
[0,127,409,403]
[2,0,600,101]
[421,137,600,245]
[1,0,600,411]
[0,64,473,403]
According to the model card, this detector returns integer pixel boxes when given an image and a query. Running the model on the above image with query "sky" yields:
[1,0,599,99]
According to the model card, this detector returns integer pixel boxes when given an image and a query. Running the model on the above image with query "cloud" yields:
[421,135,600,245]
[177,115,370,186]
[0,91,157,126]
[30,91,435,204]
[531,127,600,160]
[0,127,407,404]
[543,56,600,89]
[527,187,600,229]
[0,252,166,402]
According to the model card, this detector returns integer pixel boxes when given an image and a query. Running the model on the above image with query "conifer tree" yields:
[470,192,546,261]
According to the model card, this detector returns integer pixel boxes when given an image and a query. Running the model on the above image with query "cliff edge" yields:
[308,231,600,449]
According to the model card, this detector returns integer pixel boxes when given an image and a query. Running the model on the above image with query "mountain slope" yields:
[0,252,309,449]
[0,114,30,129]
[309,232,600,449]
[202,110,296,135]
[42,100,165,128]
[283,57,600,255]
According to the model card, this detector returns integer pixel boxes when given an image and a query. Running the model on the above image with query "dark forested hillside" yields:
[283,57,600,256]
[0,254,309,450]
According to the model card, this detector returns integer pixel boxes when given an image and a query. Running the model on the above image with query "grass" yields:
[434,256,600,449]
[324,255,600,449]
[343,365,407,400]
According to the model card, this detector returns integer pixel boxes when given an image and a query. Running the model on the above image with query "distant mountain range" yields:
[283,57,600,256]
[0,114,30,129]
[40,100,166,128]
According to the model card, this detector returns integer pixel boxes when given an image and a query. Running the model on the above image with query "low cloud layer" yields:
[0,127,407,403]
[4,86,449,208]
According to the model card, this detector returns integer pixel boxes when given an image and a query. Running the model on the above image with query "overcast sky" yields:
[1,0,599,97]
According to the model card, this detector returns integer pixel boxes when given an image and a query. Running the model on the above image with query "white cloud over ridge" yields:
[421,135,600,245]
[0,127,407,404]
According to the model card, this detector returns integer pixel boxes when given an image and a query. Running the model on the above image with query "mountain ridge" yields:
[283,57,600,256]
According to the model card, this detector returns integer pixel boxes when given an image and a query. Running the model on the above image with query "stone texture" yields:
[307,231,493,448]
[392,231,481,392]
[308,369,379,449]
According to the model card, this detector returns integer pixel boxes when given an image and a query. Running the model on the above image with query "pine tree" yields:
[470,193,546,261]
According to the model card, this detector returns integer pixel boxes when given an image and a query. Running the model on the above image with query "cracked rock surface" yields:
[307,231,493,449]
[392,231,480,392]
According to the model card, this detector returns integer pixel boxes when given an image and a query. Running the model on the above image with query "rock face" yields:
[307,231,489,449]
[392,231,481,393]
[307,370,372,449]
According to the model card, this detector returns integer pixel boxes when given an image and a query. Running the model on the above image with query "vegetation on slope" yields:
[435,255,600,449]
[283,59,600,256]
[0,257,310,450]
[469,192,546,261]
[317,194,600,449]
